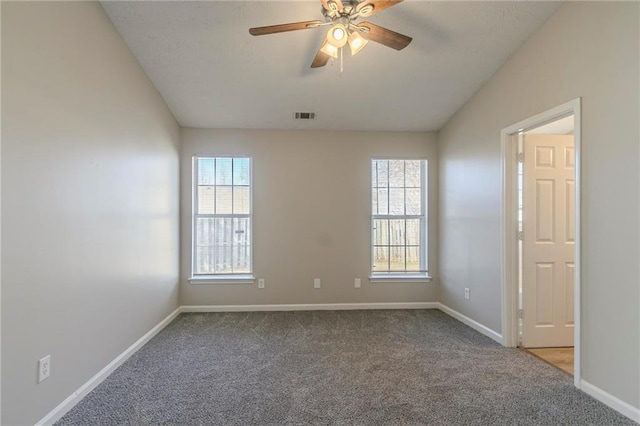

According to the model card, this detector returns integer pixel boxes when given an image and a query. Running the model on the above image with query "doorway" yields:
[519,119,575,374]
[501,99,581,388]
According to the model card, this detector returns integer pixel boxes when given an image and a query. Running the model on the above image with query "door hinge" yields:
[517,231,524,241]
[517,152,524,163]
[518,309,524,319]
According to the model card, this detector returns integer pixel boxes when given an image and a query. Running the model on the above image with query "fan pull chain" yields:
[340,47,344,74]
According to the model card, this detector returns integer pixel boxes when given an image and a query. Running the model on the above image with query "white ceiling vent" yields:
[294,112,316,120]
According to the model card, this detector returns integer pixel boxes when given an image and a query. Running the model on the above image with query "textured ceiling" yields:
[101,1,562,131]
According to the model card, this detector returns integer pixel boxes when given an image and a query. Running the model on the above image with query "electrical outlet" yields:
[258,278,265,289]
[354,278,361,289]
[314,278,321,289]
[38,355,50,383]
[464,288,470,300]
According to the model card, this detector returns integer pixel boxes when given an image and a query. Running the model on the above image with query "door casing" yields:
[500,98,581,388]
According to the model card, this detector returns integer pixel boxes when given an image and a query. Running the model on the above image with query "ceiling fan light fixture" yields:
[348,31,368,55]
[320,40,339,59]
[327,24,348,47]
[248,0,412,70]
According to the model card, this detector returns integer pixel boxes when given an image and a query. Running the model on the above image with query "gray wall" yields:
[1,2,180,424]
[180,129,438,306]
[438,1,639,409]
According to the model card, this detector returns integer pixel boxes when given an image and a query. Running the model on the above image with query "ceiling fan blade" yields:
[311,47,331,68]
[356,0,403,18]
[357,22,412,50]
[322,0,344,13]
[249,20,323,36]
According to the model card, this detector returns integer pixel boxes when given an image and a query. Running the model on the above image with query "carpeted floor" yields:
[57,310,634,425]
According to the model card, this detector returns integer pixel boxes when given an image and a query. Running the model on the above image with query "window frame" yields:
[189,155,254,284]
[370,158,430,282]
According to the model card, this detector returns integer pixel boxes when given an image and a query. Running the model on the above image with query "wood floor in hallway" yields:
[526,347,574,375]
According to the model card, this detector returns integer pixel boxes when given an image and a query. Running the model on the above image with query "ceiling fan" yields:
[249,0,412,69]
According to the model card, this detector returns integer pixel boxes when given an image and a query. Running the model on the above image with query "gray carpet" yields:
[57,310,635,425]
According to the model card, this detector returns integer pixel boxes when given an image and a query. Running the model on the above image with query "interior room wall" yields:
[438,1,638,410]
[1,2,180,424]
[180,128,438,306]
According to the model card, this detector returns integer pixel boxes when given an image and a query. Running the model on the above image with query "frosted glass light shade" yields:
[320,40,339,59]
[327,24,348,48]
[348,31,368,55]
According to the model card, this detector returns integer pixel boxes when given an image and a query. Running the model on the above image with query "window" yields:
[371,159,428,278]
[192,157,252,278]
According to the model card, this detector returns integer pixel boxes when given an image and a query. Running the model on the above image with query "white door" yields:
[522,134,575,348]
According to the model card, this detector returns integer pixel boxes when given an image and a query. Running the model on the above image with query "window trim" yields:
[368,275,432,283]
[190,155,253,281]
[370,158,429,280]
[188,275,255,285]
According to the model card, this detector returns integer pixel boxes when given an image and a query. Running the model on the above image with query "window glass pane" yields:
[195,245,212,274]
[373,247,389,272]
[389,246,406,271]
[197,186,215,214]
[212,217,233,273]
[389,188,405,215]
[215,186,232,214]
[198,158,214,185]
[232,247,251,273]
[377,188,388,215]
[372,188,378,214]
[406,219,421,245]
[214,217,233,247]
[215,158,233,185]
[406,188,421,215]
[405,160,421,187]
[232,218,251,273]
[194,217,252,275]
[373,219,389,246]
[406,246,421,271]
[212,246,233,274]
[389,219,405,246]
[195,218,215,274]
[375,160,388,187]
[195,217,214,248]
[388,160,405,187]
[233,158,250,186]
[371,161,378,188]
[233,186,250,214]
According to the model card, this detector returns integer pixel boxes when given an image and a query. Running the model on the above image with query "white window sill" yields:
[188,275,255,285]
[369,274,432,283]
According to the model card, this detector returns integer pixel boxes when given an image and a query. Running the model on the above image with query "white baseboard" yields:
[436,303,503,344]
[181,302,439,312]
[35,307,182,426]
[580,379,640,423]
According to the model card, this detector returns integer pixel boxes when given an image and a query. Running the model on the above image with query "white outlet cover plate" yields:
[314,279,321,289]
[355,278,361,288]
[38,355,51,383]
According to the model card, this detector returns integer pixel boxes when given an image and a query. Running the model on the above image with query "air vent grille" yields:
[294,112,316,120]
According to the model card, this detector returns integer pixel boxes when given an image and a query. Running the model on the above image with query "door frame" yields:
[500,98,581,388]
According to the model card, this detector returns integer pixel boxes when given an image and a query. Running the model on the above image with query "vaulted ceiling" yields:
[101,1,562,131]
